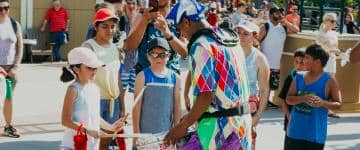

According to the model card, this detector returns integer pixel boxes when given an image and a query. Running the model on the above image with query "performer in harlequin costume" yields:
[164,0,252,149]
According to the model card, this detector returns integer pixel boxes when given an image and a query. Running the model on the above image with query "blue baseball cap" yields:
[148,38,171,53]
[166,0,206,26]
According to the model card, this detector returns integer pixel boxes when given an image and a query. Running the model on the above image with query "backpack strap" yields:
[10,18,18,34]
[261,22,269,42]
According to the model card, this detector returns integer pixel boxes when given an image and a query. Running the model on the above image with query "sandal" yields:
[3,125,20,138]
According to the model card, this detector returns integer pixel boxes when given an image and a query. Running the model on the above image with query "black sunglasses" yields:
[0,6,9,12]
[328,20,336,24]
[148,52,169,59]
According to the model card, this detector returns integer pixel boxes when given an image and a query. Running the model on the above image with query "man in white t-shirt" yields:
[257,7,299,107]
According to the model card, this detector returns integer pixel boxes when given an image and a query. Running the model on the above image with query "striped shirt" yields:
[45,7,69,32]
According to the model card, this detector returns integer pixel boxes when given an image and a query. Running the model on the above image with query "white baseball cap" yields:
[236,20,260,33]
[68,47,105,68]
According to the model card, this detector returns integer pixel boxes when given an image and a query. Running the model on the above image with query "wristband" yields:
[166,34,174,41]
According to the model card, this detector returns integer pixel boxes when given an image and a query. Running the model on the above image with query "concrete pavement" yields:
[0,63,359,150]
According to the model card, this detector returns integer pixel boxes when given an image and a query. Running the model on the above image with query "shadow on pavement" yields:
[0,141,61,150]
[327,133,360,141]
[327,143,360,150]
[13,122,63,135]
[328,116,360,125]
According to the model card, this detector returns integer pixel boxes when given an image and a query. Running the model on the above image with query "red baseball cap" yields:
[93,8,119,25]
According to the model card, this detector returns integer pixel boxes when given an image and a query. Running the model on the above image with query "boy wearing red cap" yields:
[82,8,126,150]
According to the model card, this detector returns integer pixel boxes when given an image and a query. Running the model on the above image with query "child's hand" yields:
[309,96,324,108]
[0,67,7,76]
[112,113,129,133]
[304,94,316,105]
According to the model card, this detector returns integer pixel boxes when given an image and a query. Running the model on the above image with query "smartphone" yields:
[149,0,159,12]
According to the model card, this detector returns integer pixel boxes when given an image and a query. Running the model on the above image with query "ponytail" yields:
[60,64,81,82]
[60,66,75,82]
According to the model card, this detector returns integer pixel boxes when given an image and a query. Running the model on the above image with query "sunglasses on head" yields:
[148,52,169,59]
[0,6,9,12]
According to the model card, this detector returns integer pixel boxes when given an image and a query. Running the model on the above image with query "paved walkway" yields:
[0,63,359,150]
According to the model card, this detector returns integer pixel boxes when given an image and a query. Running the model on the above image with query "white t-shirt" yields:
[260,21,287,70]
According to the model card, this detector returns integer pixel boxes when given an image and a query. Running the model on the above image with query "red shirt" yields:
[286,13,300,27]
[45,7,69,32]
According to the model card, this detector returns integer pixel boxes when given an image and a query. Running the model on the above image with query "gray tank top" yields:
[140,68,176,134]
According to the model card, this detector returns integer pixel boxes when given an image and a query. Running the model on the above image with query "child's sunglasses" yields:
[148,52,169,59]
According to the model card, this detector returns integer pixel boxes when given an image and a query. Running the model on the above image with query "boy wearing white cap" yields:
[60,47,125,150]
[237,20,270,149]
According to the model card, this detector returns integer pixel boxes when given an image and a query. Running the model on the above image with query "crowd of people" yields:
[1,0,360,149]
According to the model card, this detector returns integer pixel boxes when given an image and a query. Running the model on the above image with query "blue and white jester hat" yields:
[166,0,206,26]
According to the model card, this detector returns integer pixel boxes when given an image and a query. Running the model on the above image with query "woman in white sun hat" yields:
[236,20,270,150]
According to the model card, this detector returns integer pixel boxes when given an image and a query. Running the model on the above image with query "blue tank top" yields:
[245,48,259,96]
[287,72,331,144]
[140,68,177,134]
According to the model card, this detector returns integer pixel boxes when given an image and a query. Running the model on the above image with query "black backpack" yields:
[10,18,18,34]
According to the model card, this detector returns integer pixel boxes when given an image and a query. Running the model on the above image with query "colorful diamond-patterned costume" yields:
[186,30,252,150]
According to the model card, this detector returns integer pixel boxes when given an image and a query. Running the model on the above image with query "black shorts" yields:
[270,69,280,90]
[285,136,324,150]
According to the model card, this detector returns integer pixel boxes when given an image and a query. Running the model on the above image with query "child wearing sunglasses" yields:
[132,38,181,147]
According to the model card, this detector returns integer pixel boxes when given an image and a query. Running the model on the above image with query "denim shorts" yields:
[100,99,121,124]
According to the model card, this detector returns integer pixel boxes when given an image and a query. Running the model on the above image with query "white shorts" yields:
[324,57,336,73]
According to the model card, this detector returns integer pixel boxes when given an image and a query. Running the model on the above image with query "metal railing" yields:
[299,0,346,33]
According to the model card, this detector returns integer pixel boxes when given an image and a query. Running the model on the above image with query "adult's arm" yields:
[40,9,50,32]
[123,9,152,51]
[184,71,191,111]
[40,20,48,32]
[282,19,299,34]
[173,75,182,125]
[350,41,360,63]
[13,22,23,68]
[163,92,213,144]
[252,52,270,126]
[65,9,70,31]
[154,14,188,58]
[65,19,70,32]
